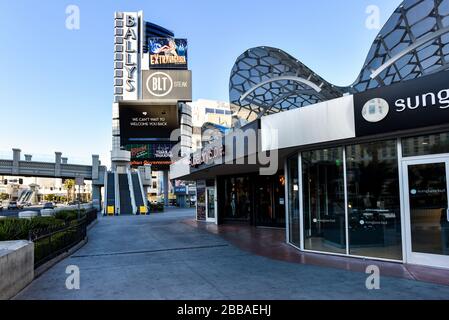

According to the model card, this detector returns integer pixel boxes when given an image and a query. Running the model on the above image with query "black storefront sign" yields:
[354,70,449,137]
[118,103,179,146]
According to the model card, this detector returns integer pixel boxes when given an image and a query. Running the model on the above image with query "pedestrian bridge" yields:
[0,149,105,185]
[0,149,106,210]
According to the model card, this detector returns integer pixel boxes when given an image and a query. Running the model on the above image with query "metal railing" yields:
[29,210,98,268]
[85,208,98,225]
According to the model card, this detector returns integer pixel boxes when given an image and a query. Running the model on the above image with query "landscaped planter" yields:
[19,211,39,219]
[40,209,56,217]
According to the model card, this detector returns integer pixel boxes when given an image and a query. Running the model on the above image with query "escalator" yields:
[118,173,133,215]
[18,191,27,204]
[24,191,33,203]
[18,190,33,205]
[105,172,115,214]
[131,172,145,213]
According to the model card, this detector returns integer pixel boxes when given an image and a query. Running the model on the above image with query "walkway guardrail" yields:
[29,209,98,268]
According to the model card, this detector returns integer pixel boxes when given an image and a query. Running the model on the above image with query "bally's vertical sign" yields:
[114,12,140,101]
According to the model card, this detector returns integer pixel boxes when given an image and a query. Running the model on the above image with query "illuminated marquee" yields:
[151,54,187,65]
[148,38,188,69]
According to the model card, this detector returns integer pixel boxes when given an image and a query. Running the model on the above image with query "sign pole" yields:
[75,176,84,220]
[78,187,81,220]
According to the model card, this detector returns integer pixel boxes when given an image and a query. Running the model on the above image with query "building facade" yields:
[189,99,233,151]
[171,0,449,269]
[107,11,192,214]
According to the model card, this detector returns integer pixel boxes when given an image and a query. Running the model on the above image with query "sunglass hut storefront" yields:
[172,70,449,269]
[268,70,449,269]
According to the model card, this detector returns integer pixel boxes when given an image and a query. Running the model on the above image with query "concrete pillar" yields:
[92,154,99,181]
[24,154,32,161]
[177,195,186,208]
[61,157,68,164]
[92,185,101,211]
[12,148,20,175]
[163,170,169,207]
[55,152,62,177]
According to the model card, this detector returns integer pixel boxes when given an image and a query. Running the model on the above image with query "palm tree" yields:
[63,179,75,202]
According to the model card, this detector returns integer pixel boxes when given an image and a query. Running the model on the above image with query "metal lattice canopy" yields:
[229,0,449,121]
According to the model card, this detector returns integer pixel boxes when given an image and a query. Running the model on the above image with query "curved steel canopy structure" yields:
[230,0,449,121]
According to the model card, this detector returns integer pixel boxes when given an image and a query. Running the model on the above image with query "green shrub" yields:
[55,209,85,222]
[0,217,66,241]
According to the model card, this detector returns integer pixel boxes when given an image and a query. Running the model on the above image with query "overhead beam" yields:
[370,26,449,79]
[239,76,322,103]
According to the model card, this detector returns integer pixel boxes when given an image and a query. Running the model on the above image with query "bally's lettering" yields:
[124,14,137,93]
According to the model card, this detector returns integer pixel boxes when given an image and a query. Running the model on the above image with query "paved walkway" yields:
[16,209,449,300]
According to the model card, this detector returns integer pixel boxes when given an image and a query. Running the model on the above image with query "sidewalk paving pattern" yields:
[15,208,449,300]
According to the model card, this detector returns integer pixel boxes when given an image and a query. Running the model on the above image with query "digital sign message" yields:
[119,103,179,145]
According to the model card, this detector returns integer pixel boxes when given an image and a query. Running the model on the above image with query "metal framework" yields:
[230,0,449,121]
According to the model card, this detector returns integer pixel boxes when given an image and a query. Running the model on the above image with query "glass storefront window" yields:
[222,176,251,221]
[402,132,449,157]
[287,156,300,247]
[346,140,402,260]
[255,174,286,227]
[302,148,346,254]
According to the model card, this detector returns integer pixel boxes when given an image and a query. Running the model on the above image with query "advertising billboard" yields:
[148,38,188,69]
[126,143,175,170]
[142,70,192,101]
[118,103,179,145]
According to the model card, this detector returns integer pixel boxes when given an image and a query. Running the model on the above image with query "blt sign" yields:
[147,72,173,97]
[143,70,192,101]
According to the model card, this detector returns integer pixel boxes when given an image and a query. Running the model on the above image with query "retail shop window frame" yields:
[284,137,422,264]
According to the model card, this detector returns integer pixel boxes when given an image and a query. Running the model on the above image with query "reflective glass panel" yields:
[207,188,215,219]
[302,148,346,254]
[346,140,402,260]
[402,132,449,157]
[223,176,251,221]
[288,156,300,247]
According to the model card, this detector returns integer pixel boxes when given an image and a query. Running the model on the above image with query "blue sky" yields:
[0,0,402,166]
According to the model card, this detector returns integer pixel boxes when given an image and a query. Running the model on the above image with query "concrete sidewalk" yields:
[15,208,449,300]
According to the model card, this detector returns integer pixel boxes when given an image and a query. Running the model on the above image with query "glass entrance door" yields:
[403,157,449,268]
[255,174,286,228]
[206,187,216,223]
